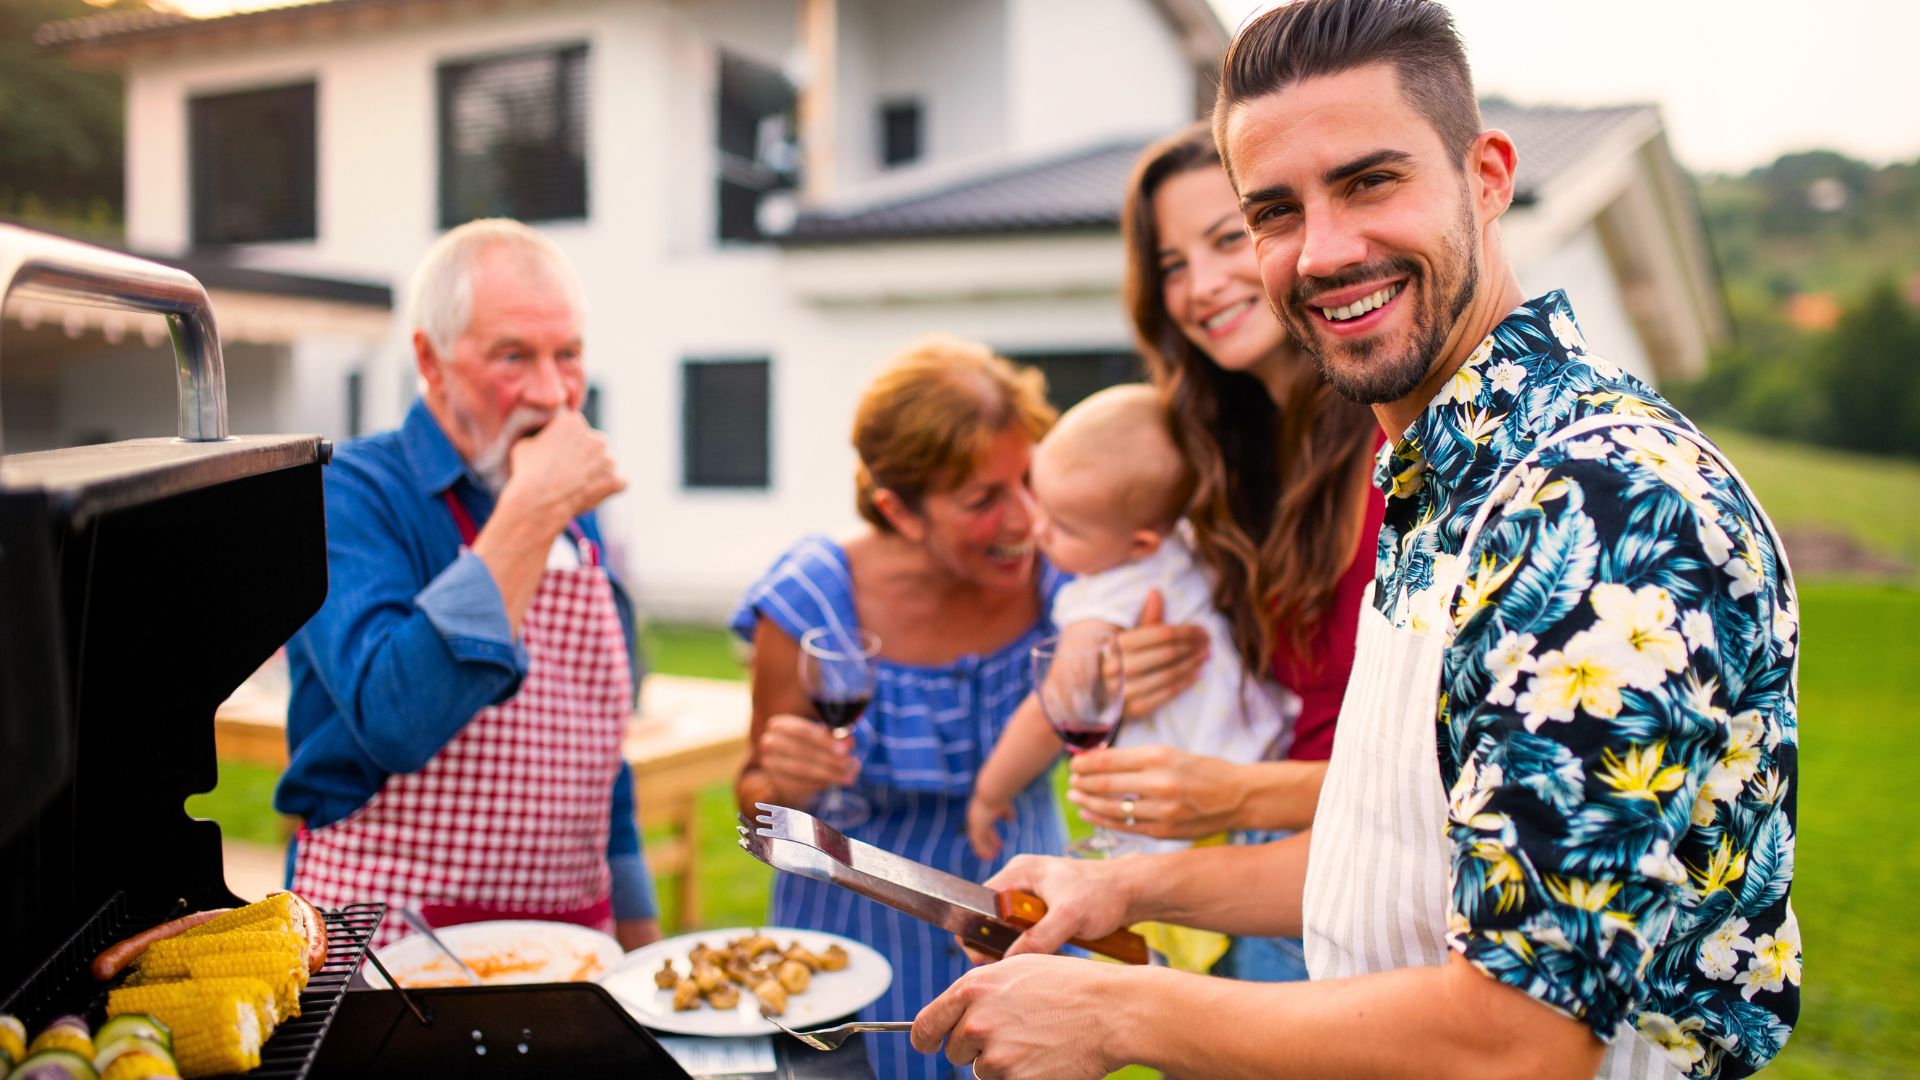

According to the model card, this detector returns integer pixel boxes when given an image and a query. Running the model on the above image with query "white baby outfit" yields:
[1050,523,1298,854]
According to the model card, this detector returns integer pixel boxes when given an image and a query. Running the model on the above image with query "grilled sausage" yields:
[90,909,231,980]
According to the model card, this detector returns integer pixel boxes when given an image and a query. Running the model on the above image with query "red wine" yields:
[1055,725,1114,753]
[811,695,870,734]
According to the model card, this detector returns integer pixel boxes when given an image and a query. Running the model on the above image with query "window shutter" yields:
[438,44,589,228]
[189,83,317,246]
[682,359,771,489]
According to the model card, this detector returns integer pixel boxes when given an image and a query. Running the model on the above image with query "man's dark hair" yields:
[1213,0,1480,181]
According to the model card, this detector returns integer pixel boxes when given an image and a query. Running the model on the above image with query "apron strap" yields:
[441,488,600,566]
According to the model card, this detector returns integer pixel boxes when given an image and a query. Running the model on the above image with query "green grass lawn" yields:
[1707,426,1920,580]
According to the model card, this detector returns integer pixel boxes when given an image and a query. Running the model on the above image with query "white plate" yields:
[598,926,892,1036]
[365,920,625,989]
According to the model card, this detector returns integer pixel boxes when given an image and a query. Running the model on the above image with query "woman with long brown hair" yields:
[1065,121,1387,979]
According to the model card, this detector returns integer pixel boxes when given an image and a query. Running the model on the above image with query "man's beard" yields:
[469,405,557,494]
[1282,186,1480,406]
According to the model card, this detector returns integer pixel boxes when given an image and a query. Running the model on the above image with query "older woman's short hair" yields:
[852,335,1056,532]
[409,218,584,356]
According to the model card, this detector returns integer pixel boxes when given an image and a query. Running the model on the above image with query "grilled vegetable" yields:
[1,1013,27,1064]
[652,961,678,990]
[750,977,787,1016]
[9,1050,97,1080]
[90,1039,176,1080]
[25,1019,91,1062]
[181,953,305,1023]
[98,1052,177,1080]
[88,1020,167,1057]
[776,959,810,994]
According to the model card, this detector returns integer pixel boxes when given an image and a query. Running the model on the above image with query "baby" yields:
[967,384,1295,859]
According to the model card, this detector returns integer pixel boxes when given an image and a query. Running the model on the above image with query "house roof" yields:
[0,219,391,307]
[779,101,1661,245]
[36,0,394,50]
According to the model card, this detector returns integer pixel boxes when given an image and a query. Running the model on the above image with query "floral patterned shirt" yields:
[1375,292,1799,1078]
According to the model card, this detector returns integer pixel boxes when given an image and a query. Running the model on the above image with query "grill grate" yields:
[1,893,383,1080]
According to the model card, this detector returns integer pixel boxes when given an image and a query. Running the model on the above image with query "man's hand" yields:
[913,954,1121,1079]
[1068,744,1243,840]
[981,855,1136,959]
[751,714,859,808]
[1113,591,1208,720]
[498,409,626,531]
[615,917,662,951]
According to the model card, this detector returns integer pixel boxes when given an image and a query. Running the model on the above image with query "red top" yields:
[1270,433,1388,761]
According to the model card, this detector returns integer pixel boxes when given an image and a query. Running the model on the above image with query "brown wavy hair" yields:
[852,334,1056,532]
[1123,122,1378,672]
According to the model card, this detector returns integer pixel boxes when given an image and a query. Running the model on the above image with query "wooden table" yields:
[214,672,752,927]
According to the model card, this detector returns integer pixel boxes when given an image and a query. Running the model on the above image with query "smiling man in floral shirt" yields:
[910,1,1797,1078]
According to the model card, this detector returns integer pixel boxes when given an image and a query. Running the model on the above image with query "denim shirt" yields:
[276,399,655,920]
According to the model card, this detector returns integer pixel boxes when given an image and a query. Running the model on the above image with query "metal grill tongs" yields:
[738,803,1149,965]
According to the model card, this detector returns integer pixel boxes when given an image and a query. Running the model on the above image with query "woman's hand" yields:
[1067,744,1247,839]
[966,793,1014,861]
[1113,591,1209,720]
[751,713,858,808]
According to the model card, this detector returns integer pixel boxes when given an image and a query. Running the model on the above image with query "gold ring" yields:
[1122,798,1137,827]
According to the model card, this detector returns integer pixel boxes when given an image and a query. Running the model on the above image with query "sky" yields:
[154,0,1920,176]
[1209,0,1920,174]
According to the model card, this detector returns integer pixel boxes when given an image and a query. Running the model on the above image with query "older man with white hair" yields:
[279,218,661,950]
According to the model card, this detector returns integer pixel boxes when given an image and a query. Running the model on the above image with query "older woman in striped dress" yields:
[732,336,1202,1080]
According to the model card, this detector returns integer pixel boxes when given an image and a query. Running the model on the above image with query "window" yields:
[189,82,316,246]
[879,100,923,168]
[439,43,588,228]
[682,358,770,489]
[1008,350,1145,412]
[716,52,799,242]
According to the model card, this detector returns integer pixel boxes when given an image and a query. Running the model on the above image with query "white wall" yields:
[117,0,1188,622]
[1517,221,1655,385]
[1004,0,1192,153]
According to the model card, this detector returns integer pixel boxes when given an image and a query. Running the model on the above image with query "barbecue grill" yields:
[0,224,870,1079]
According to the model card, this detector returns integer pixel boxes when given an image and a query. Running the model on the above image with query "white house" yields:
[27,0,1724,622]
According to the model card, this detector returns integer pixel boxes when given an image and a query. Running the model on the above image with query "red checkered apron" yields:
[291,492,632,949]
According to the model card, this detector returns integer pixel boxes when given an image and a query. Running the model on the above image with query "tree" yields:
[0,0,150,229]
[1814,281,1920,458]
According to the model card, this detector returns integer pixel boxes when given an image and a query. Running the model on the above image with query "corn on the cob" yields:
[106,985,265,1079]
[110,976,276,1043]
[136,930,304,981]
[181,953,305,1022]
[179,893,301,940]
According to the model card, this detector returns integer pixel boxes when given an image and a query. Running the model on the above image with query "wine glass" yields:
[799,626,880,829]
[1031,626,1125,857]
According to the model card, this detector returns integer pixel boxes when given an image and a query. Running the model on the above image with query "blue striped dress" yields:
[731,535,1069,1080]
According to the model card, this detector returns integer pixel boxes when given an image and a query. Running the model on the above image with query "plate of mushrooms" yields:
[598,926,893,1036]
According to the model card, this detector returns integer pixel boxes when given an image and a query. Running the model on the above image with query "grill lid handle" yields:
[0,223,228,443]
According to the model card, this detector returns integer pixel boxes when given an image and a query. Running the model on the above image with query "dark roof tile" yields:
[780,101,1659,244]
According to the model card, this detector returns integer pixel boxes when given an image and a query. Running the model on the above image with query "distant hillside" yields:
[1669,151,1920,460]
[1698,150,1920,301]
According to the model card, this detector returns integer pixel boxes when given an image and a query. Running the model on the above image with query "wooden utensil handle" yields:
[995,890,1150,966]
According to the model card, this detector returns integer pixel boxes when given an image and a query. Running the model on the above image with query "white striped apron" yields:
[1302,414,1794,1079]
